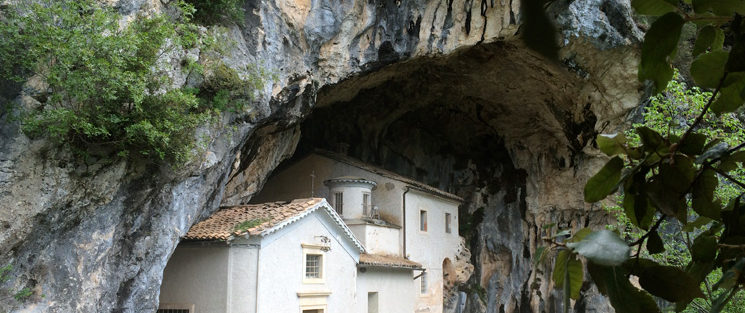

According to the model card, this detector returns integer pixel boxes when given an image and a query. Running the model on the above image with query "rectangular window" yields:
[420,210,427,232]
[334,192,343,215]
[367,292,379,313]
[305,254,322,279]
[362,193,370,216]
[445,213,452,233]
[420,272,428,294]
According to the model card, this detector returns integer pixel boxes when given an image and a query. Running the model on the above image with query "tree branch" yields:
[675,73,729,153]
[629,215,666,247]
[708,165,745,189]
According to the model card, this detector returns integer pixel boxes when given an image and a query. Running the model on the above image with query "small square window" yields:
[305,254,322,279]
[419,210,427,232]
[445,213,452,233]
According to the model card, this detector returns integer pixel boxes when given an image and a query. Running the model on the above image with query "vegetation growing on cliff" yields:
[0,0,262,165]
[532,0,745,312]
[183,0,245,24]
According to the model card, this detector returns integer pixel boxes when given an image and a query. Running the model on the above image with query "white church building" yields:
[159,151,466,313]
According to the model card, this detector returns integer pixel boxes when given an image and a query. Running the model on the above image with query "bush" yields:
[183,0,244,24]
[0,0,261,165]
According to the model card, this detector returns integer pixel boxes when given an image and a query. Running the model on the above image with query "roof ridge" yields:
[313,149,463,202]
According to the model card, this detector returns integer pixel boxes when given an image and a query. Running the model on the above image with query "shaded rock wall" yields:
[0,0,641,312]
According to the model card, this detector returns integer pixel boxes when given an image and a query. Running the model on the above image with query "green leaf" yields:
[692,26,717,57]
[567,255,583,300]
[682,216,713,232]
[636,126,665,152]
[630,260,705,302]
[623,193,654,230]
[553,229,571,238]
[584,156,624,203]
[597,133,627,156]
[713,258,745,290]
[686,260,715,284]
[679,132,707,155]
[553,249,569,287]
[567,230,630,266]
[691,234,718,263]
[711,76,745,113]
[693,0,745,15]
[639,13,685,91]
[569,227,594,243]
[639,55,676,92]
[692,169,722,219]
[726,35,745,72]
[534,246,548,266]
[646,231,664,254]
[647,177,687,221]
[632,0,677,15]
[690,50,729,88]
[719,150,745,171]
[660,155,696,194]
[588,262,661,313]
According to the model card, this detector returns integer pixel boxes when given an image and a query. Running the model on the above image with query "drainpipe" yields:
[254,245,261,313]
[403,186,410,259]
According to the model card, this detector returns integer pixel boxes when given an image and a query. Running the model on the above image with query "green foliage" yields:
[183,0,244,24]
[13,288,32,302]
[539,1,745,307]
[234,218,270,233]
[0,0,263,165]
[1,264,32,303]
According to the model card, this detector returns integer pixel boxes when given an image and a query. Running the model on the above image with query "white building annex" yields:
[159,151,467,313]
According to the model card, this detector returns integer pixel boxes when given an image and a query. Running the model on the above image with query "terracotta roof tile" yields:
[184,198,324,241]
[359,253,423,269]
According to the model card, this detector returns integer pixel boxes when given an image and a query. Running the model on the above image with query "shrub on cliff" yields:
[0,0,262,165]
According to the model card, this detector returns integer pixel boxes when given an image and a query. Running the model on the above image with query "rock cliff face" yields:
[0,0,642,312]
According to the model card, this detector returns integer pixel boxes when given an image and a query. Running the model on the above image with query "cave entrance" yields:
[216,41,599,313]
[270,41,597,313]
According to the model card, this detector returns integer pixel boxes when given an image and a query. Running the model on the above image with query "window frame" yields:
[334,192,344,215]
[419,271,428,295]
[362,192,371,216]
[419,210,428,232]
[302,244,327,284]
[445,212,452,233]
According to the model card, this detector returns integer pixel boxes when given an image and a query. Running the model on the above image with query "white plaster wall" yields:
[327,184,372,219]
[364,224,400,256]
[254,210,360,313]
[159,246,230,313]
[251,154,406,227]
[404,190,461,313]
[228,246,259,313]
[356,268,416,313]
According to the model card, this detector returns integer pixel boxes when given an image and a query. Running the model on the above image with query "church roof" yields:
[359,253,422,269]
[184,198,365,252]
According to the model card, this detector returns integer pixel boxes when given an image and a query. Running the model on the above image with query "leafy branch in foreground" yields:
[537,0,745,312]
